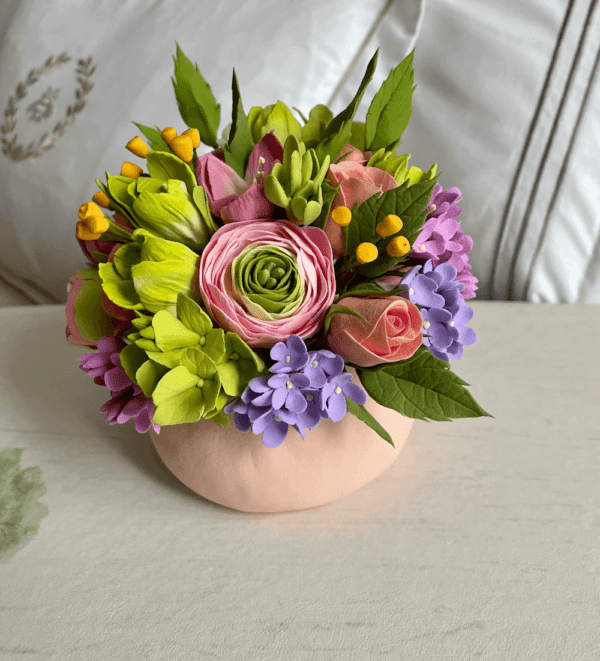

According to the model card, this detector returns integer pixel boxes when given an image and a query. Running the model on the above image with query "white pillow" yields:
[0,0,422,303]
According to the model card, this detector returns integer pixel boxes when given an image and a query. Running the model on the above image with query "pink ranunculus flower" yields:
[195,133,283,223]
[324,146,397,258]
[199,220,336,348]
[326,296,423,367]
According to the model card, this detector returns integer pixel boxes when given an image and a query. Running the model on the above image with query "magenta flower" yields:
[195,133,283,222]
[79,336,160,434]
[412,185,478,299]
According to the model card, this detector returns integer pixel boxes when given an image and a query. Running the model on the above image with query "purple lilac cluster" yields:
[412,184,478,299]
[225,335,367,448]
[79,336,160,434]
[402,260,477,361]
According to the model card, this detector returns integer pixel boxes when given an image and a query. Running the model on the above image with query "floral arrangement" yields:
[66,46,490,449]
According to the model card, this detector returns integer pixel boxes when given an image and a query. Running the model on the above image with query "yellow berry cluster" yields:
[331,206,412,265]
[77,126,202,240]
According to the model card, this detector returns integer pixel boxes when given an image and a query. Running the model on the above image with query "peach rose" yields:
[326,296,423,367]
[324,147,397,258]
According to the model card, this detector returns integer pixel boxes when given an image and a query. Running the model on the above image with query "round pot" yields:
[149,374,412,513]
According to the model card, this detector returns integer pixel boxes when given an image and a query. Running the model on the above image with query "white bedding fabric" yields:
[0,0,598,304]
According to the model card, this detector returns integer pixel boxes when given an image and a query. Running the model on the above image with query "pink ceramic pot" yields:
[149,371,412,513]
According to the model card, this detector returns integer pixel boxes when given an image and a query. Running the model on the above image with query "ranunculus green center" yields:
[231,245,304,321]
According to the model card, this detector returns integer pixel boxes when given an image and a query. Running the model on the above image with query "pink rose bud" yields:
[324,145,397,258]
[326,296,423,367]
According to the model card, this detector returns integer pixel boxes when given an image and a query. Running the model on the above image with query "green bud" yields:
[247,101,301,145]
[263,135,330,225]
[130,178,211,252]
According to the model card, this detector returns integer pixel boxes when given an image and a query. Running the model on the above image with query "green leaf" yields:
[146,151,197,194]
[358,351,493,422]
[349,121,366,151]
[365,50,414,151]
[136,359,170,397]
[206,407,230,426]
[0,448,48,561]
[315,50,379,163]
[345,398,393,446]
[223,70,255,178]
[112,241,142,279]
[133,122,171,152]
[119,343,149,383]
[346,176,437,278]
[323,304,369,334]
[172,43,220,148]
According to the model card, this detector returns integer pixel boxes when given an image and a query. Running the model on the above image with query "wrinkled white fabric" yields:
[0,0,598,303]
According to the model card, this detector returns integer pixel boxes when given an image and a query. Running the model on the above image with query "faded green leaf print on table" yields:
[0,449,48,561]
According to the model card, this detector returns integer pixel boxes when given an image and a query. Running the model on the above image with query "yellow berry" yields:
[120,161,143,178]
[78,201,103,221]
[331,206,352,227]
[182,128,201,148]
[92,191,111,208]
[75,205,109,240]
[161,127,177,142]
[169,135,194,162]
[386,236,411,257]
[356,242,378,264]
[125,136,150,158]
[376,214,403,237]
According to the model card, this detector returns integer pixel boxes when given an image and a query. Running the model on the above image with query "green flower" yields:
[232,245,304,321]
[99,229,199,317]
[126,294,265,427]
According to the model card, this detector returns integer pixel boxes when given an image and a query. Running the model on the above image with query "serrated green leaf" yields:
[345,398,393,446]
[365,51,414,150]
[223,70,255,178]
[315,50,379,163]
[172,43,220,148]
[345,176,438,278]
[133,122,171,152]
[358,351,492,422]
[146,151,196,194]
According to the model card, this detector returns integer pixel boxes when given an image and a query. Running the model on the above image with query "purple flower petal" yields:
[262,419,288,448]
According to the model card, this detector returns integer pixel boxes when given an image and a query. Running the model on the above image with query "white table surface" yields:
[0,302,599,661]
